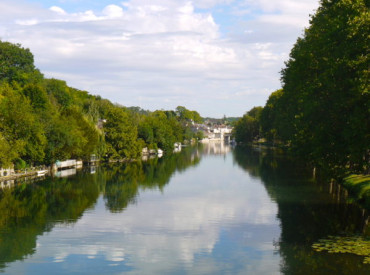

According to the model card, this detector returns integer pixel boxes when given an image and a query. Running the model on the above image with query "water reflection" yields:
[0,146,202,272]
[200,141,232,155]
[0,144,369,274]
[233,146,370,274]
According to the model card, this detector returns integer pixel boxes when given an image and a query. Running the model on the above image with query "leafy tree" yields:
[0,133,19,168]
[138,111,180,152]
[22,83,50,111]
[0,84,46,164]
[233,114,260,144]
[0,40,43,85]
[247,106,263,120]
[260,89,288,143]
[64,106,101,160]
[0,41,204,167]
[270,0,369,174]
[45,78,72,108]
[233,106,263,144]
[104,106,141,160]
[176,106,202,123]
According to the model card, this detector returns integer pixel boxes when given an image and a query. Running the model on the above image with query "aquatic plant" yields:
[312,235,370,264]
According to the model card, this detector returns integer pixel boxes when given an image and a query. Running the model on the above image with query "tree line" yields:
[233,0,369,176]
[0,40,203,169]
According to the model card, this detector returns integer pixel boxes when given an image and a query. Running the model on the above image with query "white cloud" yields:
[50,6,66,15]
[0,0,320,117]
[102,4,124,18]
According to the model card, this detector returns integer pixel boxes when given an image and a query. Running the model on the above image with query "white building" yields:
[0,167,14,177]
[201,126,233,142]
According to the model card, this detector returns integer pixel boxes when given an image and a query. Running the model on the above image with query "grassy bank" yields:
[342,175,370,210]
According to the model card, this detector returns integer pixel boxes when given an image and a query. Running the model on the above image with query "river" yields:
[0,143,369,274]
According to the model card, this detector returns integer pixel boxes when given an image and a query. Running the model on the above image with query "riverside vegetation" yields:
[0,40,204,170]
[232,0,369,207]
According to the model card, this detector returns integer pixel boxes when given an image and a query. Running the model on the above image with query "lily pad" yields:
[312,235,370,264]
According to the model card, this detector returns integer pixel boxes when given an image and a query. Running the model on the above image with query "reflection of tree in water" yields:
[103,146,201,212]
[0,146,201,270]
[0,173,101,270]
[233,146,370,274]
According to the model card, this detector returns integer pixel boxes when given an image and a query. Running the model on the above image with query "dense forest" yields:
[233,0,369,176]
[0,41,203,169]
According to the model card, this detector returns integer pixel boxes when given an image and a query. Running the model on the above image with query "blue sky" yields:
[0,0,319,117]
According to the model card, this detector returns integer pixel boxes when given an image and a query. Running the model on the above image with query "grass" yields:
[342,175,370,210]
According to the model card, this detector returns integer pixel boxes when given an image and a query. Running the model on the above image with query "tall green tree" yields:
[104,106,141,160]
[0,41,43,85]
[233,106,263,144]
[0,84,46,164]
[278,0,369,173]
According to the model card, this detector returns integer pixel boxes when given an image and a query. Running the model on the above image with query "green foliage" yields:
[260,89,287,142]
[195,130,204,140]
[0,40,202,166]
[0,85,46,164]
[282,0,369,173]
[342,175,370,208]
[312,235,370,264]
[45,78,72,108]
[22,83,49,111]
[233,106,263,143]
[104,105,141,160]
[138,110,183,152]
[14,158,27,170]
[176,106,202,123]
[0,133,19,168]
[0,40,42,84]
[256,0,369,175]
[246,106,263,119]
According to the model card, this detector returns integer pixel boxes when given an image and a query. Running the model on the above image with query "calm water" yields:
[0,143,369,274]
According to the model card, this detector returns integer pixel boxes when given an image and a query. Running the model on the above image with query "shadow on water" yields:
[233,145,370,274]
[0,146,201,271]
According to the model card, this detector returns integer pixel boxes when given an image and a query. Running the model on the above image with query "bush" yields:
[14,158,27,170]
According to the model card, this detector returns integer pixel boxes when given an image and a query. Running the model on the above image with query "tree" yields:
[104,106,141,160]
[0,40,43,85]
[0,84,46,164]
[45,78,72,108]
[260,89,288,142]
[0,133,20,168]
[0,40,206,166]
[22,83,50,111]
[138,110,180,152]
[232,107,262,144]
[277,0,369,174]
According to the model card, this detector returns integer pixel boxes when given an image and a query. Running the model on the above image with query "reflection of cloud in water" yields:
[10,150,280,274]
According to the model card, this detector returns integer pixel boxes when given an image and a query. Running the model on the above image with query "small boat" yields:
[37,170,48,176]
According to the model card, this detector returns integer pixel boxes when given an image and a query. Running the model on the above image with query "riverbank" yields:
[342,175,370,210]
[0,169,49,188]
[248,144,370,210]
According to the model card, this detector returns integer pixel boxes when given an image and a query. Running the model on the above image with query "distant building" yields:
[200,125,233,142]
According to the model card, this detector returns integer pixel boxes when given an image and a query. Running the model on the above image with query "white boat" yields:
[37,170,48,176]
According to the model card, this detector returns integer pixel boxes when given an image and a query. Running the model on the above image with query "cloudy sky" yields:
[0,0,320,117]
